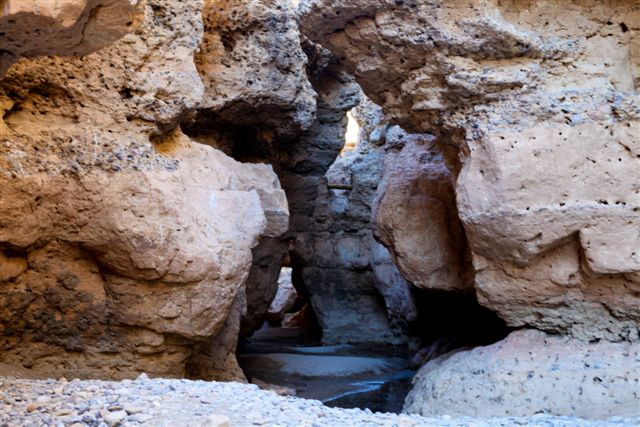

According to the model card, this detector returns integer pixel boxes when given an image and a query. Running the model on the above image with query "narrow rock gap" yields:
[183,81,511,412]
[3,1,637,424]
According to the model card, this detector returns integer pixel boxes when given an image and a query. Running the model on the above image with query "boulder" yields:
[267,267,299,324]
[373,135,474,293]
[404,330,640,418]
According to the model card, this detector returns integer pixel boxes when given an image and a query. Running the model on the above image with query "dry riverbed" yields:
[1,375,639,427]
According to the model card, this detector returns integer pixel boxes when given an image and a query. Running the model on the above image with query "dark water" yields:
[237,324,416,414]
[322,370,415,413]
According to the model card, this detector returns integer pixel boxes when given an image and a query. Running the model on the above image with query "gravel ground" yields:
[1,375,639,427]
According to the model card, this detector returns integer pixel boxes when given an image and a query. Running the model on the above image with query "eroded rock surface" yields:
[404,329,640,418]
[190,0,316,138]
[290,93,425,344]
[0,0,145,76]
[0,0,289,379]
[373,131,473,293]
[267,267,299,324]
[300,0,640,342]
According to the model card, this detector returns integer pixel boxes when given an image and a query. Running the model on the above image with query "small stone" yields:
[56,408,75,416]
[124,405,144,414]
[136,373,149,381]
[26,402,39,412]
[130,413,153,423]
[100,409,128,426]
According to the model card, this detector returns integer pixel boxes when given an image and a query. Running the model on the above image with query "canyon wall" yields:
[301,0,639,342]
[0,0,299,380]
[1,0,639,418]
[300,0,640,417]
[291,97,418,344]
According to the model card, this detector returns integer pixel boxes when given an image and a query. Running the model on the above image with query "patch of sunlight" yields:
[341,110,360,156]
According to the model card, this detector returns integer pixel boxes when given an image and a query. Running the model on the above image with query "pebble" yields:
[100,409,127,426]
[124,405,144,414]
[1,376,638,427]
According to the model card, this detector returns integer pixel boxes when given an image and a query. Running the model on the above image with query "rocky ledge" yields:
[1,375,638,427]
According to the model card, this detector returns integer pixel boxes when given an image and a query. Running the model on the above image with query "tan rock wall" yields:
[300,0,640,342]
[373,135,473,293]
[0,0,145,76]
[0,0,290,379]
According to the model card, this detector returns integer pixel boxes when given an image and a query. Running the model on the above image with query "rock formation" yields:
[1,0,639,420]
[373,130,473,294]
[300,0,640,417]
[0,0,290,380]
[300,0,640,342]
[404,329,640,418]
[0,0,145,76]
[266,267,299,324]
[289,92,433,344]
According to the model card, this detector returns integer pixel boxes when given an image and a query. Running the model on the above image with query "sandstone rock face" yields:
[179,0,316,340]
[187,0,316,138]
[240,237,289,336]
[0,0,145,76]
[404,329,640,418]
[373,132,473,293]
[294,149,397,343]
[300,0,640,342]
[369,237,417,333]
[0,0,290,379]
[188,289,248,382]
[267,267,299,324]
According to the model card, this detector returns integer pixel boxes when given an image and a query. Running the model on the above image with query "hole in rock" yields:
[408,289,510,367]
[340,109,360,156]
